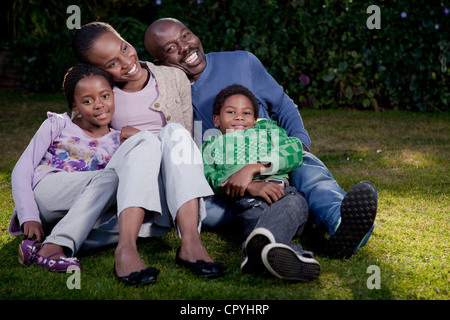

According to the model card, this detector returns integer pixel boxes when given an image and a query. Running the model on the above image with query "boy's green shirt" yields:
[202,119,303,195]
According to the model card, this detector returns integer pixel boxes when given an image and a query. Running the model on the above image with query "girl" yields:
[10,64,178,285]
[72,22,225,278]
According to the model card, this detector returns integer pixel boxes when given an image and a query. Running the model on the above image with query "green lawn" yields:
[0,92,448,301]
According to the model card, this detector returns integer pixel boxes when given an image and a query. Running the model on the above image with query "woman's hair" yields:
[62,63,114,110]
[212,84,259,118]
[72,21,122,64]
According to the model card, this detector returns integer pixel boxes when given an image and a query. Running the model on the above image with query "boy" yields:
[202,84,320,281]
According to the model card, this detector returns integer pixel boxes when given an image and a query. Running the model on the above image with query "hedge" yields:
[3,0,449,111]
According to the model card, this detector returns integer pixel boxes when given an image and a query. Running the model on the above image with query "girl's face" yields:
[213,94,257,133]
[87,31,146,87]
[72,75,115,132]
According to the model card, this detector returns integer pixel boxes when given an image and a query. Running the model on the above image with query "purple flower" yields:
[71,136,80,143]
[197,0,203,4]
[89,140,99,148]
[435,24,440,30]
[51,156,65,169]
[156,0,162,5]
[400,11,407,19]
[299,73,310,85]
[69,159,88,171]
[444,8,449,15]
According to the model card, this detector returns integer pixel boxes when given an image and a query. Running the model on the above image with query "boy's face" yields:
[213,94,257,133]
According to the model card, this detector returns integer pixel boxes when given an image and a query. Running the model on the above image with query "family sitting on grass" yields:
[8,18,377,286]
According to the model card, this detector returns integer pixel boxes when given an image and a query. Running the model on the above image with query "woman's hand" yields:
[120,126,141,142]
[246,181,285,205]
[22,221,45,243]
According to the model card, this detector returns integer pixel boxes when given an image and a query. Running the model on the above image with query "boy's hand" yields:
[120,126,141,142]
[22,221,45,243]
[220,163,267,197]
[246,181,285,205]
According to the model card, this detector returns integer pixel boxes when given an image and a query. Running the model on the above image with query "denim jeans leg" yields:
[236,187,310,255]
[290,151,345,235]
[203,196,234,228]
[254,187,309,254]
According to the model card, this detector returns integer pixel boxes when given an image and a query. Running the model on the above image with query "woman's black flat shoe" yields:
[175,247,226,279]
[114,265,160,286]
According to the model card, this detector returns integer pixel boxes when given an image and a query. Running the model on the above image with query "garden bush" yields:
[3,0,449,111]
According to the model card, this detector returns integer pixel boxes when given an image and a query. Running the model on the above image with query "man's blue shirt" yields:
[190,50,311,149]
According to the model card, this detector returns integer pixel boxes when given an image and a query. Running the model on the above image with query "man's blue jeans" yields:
[203,151,345,237]
[289,151,345,235]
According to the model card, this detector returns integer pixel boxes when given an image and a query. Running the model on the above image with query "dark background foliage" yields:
[1,0,449,111]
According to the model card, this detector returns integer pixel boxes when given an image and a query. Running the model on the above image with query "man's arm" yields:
[248,52,311,150]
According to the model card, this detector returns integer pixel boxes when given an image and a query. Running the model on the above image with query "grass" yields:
[0,92,449,301]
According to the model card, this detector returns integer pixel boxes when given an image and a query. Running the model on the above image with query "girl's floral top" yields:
[9,112,121,235]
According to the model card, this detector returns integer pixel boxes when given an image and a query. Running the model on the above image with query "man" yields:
[144,18,377,259]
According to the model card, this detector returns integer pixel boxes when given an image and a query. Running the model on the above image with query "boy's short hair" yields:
[213,84,259,118]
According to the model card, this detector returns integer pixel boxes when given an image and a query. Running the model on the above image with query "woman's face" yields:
[87,31,146,85]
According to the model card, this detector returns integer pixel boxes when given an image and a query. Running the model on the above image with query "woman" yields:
[71,21,225,279]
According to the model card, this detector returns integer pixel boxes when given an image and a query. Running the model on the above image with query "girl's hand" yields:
[120,126,141,142]
[22,221,45,243]
[246,181,285,205]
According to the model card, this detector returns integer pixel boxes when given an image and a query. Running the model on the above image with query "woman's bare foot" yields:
[114,244,148,277]
[178,234,214,263]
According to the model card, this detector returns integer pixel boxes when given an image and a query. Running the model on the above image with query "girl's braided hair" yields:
[62,63,114,110]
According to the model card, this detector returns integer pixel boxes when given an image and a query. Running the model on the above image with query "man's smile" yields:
[184,51,198,64]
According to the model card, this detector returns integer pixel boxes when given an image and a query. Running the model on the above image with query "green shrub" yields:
[4,0,449,111]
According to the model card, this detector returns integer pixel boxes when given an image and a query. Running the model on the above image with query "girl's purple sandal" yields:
[18,240,81,272]
[31,252,81,272]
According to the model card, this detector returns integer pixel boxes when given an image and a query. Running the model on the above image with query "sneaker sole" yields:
[241,228,275,274]
[18,245,26,266]
[262,243,321,281]
[18,240,38,267]
[324,182,377,259]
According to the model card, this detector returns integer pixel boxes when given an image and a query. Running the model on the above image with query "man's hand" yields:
[120,126,141,142]
[246,181,285,205]
[22,221,45,243]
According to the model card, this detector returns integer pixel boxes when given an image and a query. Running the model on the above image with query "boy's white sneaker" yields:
[262,243,321,281]
[241,228,275,274]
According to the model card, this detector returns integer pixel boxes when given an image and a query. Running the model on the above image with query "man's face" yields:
[145,19,206,82]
